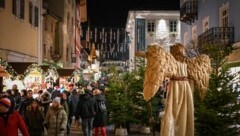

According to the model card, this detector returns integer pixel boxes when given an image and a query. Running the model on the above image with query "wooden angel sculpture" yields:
[140,43,211,136]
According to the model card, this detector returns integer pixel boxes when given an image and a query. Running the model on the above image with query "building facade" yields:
[180,0,240,65]
[42,10,61,63]
[46,0,76,68]
[0,0,40,62]
[126,10,180,70]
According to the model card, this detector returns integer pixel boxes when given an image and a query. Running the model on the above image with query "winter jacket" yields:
[0,111,29,136]
[25,106,44,136]
[75,92,98,119]
[18,96,33,118]
[44,105,68,136]
[68,93,79,117]
[93,94,107,127]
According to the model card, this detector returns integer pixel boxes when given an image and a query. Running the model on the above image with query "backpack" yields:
[98,101,107,112]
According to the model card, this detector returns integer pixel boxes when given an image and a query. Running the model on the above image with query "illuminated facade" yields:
[0,0,40,62]
[126,10,180,70]
[180,0,240,66]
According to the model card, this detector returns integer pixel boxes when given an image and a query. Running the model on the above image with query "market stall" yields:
[56,68,75,86]
[44,65,59,87]
[69,68,82,84]
[0,58,18,91]
[23,63,44,91]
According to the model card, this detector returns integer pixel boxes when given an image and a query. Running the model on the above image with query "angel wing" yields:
[143,44,177,102]
[187,54,212,100]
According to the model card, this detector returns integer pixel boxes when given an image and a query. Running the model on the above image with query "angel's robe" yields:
[160,61,194,136]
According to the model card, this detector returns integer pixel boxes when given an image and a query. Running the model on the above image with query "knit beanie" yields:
[53,97,61,104]
[0,98,11,113]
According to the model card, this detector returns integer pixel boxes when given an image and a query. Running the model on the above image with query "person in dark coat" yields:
[18,89,33,118]
[93,89,107,136]
[75,90,98,136]
[67,89,79,135]
[25,99,44,136]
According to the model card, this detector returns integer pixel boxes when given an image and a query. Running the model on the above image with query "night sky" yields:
[84,0,180,28]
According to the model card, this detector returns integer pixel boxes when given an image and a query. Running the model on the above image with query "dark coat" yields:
[68,93,79,117]
[18,96,33,118]
[25,106,44,136]
[75,92,98,119]
[93,94,107,127]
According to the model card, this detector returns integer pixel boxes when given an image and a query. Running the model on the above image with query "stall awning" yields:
[8,62,35,75]
[57,69,75,77]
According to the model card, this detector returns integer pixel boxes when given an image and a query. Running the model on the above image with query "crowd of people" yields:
[0,82,108,136]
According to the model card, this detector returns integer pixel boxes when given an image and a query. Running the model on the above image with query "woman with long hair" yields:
[25,99,44,136]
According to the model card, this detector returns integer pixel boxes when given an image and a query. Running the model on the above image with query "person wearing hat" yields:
[44,97,67,136]
[0,97,29,136]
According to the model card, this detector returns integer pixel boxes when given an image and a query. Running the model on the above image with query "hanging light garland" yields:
[23,63,44,77]
[45,65,59,82]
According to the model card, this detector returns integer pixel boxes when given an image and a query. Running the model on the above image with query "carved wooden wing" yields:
[143,45,177,102]
[187,54,212,100]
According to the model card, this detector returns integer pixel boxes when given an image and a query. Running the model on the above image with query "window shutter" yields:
[29,2,32,24]
[12,0,16,15]
[34,6,39,27]
[20,0,25,19]
[0,0,5,9]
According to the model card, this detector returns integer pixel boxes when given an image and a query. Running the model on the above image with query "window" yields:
[219,3,229,27]
[67,12,70,32]
[0,0,5,9]
[34,6,39,27]
[184,32,188,46]
[12,0,25,19]
[202,16,209,32]
[44,18,48,31]
[51,22,54,33]
[170,20,177,32]
[43,44,46,55]
[192,25,197,42]
[49,46,53,53]
[66,47,69,61]
[29,2,38,27]
[29,2,32,24]
[147,20,155,32]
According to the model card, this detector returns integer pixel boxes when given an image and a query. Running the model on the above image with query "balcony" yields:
[198,27,234,47]
[180,1,198,25]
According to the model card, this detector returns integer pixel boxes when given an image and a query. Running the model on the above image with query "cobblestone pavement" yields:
[18,125,160,136]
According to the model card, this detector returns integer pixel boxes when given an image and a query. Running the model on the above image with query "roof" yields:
[57,68,75,77]
[8,62,36,75]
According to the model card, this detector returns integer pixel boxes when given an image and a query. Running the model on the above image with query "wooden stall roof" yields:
[8,62,35,75]
[57,68,75,77]
[40,65,50,73]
